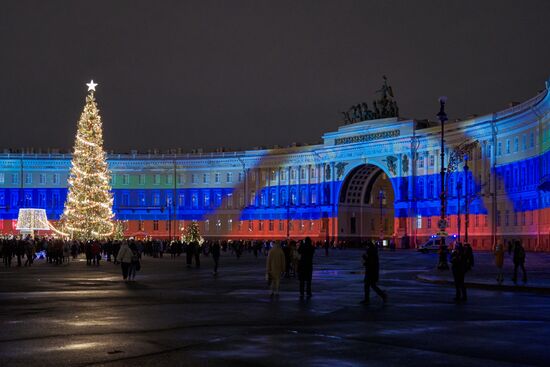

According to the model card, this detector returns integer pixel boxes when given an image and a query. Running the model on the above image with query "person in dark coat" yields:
[212,241,221,275]
[298,237,315,298]
[185,243,193,268]
[512,240,527,283]
[362,241,387,304]
[464,243,474,272]
[451,243,467,302]
[194,242,201,268]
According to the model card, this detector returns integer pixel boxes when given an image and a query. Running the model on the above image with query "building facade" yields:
[1,81,549,250]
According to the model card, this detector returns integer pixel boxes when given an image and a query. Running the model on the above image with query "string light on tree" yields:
[60,80,115,240]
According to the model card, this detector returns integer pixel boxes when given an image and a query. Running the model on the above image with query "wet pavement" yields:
[1,249,550,366]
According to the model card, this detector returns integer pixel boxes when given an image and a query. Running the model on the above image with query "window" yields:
[178,194,185,207]
[311,190,317,204]
[418,157,424,168]
[11,192,18,207]
[191,174,198,184]
[216,219,222,232]
[215,173,220,183]
[153,193,160,206]
[290,169,296,180]
[24,192,32,206]
[497,142,502,156]
[226,172,232,183]
[238,220,243,231]
[416,215,422,229]
[280,169,286,181]
[271,170,277,181]
[0,191,4,206]
[301,188,307,204]
[0,173,4,184]
[203,174,209,184]
[300,168,306,180]
[310,167,316,179]
[153,220,159,231]
[427,217,432,229]
[38,192,46,207]
[260,192,267,206]
[166,175,173,185]
[205,220,210,232]
[122,193,130,206]
[177,174,185,185]
[52,192,60,208]
[123,174,129,185]
[139,192,146,206]
[530,132,535,148]
[165,220,170,231]
[203,193,210,207]
[53,174,60,184]
[227,193,233,209]
[429,155,435,166]
[248,220,253,232]
[138,220,145,231]
[238,172,243,182]
[191,193,198,208]
[514,137,519,152]
[259,220,264,231]
[506,139,510,154]
[522,134,527,151]
[278,220,284,232]
[39,174,46,185]
[25,173,32,184]
[269,220,274,231]
[250,190,256,206]
[227,219,233,231]
[139,174,145,185]
[154,174,161,185]
[215,193,222,207]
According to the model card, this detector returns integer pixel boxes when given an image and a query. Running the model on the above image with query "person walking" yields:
[362,241,387,304]
[116,241,133,281]
[266,241,286,297]
[494,242,505,284]
[212,241,221,275]
[512,240,527,283]
[128,242,141,281]
[298,237,315,299]
[451,243,467,302]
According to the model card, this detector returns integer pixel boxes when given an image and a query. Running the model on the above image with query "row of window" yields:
[0,173,62,185]
[141,219,323,233]
[0,191,62,208]
[497,132,536,156]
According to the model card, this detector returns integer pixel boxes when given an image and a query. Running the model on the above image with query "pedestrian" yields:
[512,240,527,283]
[450,243,467,302]
[194,241,201,268]
[298,237,315,299]
[116,241,133,281]
[464,243,474,272]
[185,242,193,268]
[212,241,221,275]
[494,242,505,284]
[362,241,387,304]
[266,241,286,297]
[128,242,141,281]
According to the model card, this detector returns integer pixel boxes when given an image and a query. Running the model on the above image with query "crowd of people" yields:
[0,234,532,304]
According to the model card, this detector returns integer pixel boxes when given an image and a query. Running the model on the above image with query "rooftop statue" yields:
[340,76,400,124]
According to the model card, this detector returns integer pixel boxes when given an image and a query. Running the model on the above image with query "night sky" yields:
[1,0,549,153]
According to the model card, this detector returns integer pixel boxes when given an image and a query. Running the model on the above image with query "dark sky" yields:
[1,0,549,153]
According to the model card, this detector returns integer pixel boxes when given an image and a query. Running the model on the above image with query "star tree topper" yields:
[86,80,98,92]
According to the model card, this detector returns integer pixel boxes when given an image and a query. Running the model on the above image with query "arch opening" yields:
[337,164,395,245]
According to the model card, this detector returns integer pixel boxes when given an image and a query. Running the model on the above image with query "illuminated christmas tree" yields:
[61,80,115,240]
[182,221,203,244]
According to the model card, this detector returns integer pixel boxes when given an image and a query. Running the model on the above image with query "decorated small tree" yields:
[182,221,203,244]
[61,80,115,240]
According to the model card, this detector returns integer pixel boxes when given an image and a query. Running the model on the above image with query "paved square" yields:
[1,250,549,366]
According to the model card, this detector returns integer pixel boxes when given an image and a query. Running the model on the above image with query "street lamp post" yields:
[464,155,470,243]
[379,189,385,244]
[437,97,449,270]
[457,178,462,242]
